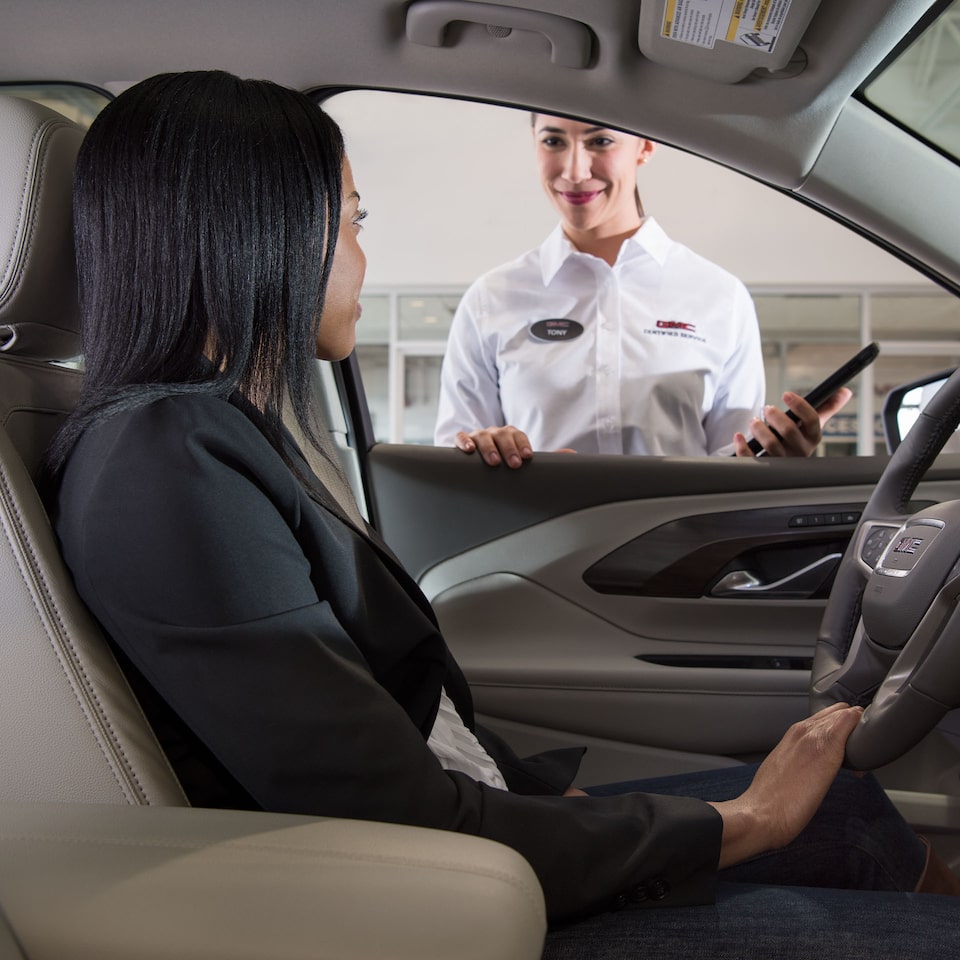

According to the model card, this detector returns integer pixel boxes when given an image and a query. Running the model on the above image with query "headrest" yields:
[0,96,84,361]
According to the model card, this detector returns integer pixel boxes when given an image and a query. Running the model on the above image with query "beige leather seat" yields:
[0,94,187,807]
[0,94,545,960]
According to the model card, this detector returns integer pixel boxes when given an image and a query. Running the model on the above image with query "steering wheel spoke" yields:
[811,618,894,708]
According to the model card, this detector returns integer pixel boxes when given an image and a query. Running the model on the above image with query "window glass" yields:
[403,355,444,444]
[357,294,390,343]
[863,0,960,161]
[753,295,861,339]
[876,352,960,396]
[870,293,960,339]
[355,295,390,441]
[355,344,388,441]
[327,90,960,455]
[399,295,458,341]
[0,83,109,127]
[750,296,869,454]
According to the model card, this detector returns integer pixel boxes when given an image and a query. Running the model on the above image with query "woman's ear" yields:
[637,139,657,167]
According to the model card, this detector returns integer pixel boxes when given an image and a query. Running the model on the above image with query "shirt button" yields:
[612,893,628,911]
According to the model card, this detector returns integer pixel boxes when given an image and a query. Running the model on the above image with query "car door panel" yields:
[362,442,960,780]
[418,489,843,777]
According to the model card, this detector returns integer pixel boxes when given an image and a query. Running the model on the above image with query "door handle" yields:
[711,553,842,599]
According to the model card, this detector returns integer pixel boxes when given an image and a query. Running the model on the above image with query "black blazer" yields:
[51,393,721,922]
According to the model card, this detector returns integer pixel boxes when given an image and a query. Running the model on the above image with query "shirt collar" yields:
[622,216,671,266]
[539,216,671,285]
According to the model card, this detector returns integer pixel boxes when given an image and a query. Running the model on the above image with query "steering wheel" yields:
[810,365,960,770]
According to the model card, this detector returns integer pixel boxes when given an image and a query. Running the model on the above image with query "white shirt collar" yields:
[539,216,671,285]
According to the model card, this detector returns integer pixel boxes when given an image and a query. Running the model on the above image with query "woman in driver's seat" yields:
[45,71,960,958]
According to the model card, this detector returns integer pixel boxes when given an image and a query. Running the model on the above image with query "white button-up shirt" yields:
[434,218,764,456]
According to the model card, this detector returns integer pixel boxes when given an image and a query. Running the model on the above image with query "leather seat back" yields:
[0,95,186,805]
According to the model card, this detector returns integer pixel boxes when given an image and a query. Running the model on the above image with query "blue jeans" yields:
[541,765,956,959]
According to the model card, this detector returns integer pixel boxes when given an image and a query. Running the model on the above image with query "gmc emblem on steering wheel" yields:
[892,536,923,555]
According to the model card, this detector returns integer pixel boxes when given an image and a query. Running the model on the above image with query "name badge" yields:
[530,319,584,342]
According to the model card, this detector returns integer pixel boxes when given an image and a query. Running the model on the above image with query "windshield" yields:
[864,0,960,160]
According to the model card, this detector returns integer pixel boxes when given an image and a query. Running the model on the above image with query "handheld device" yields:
[744,341,879,455]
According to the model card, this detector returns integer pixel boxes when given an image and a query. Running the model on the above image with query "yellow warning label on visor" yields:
[662,0,791,52]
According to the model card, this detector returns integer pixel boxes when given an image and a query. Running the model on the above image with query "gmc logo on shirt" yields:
[657,320,696,332]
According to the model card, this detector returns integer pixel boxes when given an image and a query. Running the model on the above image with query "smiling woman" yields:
[432,111,850,464]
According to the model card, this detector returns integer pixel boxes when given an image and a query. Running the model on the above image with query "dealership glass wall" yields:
[357,287,960,455]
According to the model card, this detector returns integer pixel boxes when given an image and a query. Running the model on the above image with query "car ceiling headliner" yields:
[0,0,938,186]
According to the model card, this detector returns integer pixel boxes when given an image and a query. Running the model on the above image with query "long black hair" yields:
[45,70,345,475]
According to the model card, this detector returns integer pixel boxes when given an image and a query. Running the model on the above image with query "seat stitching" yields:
[0,460,146,802]
[0,119,45,293]
[0,118,70,308]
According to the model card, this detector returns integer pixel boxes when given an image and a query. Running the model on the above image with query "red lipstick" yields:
[560,191,601,205]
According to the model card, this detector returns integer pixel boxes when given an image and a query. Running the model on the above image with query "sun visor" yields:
[638,0,823,82]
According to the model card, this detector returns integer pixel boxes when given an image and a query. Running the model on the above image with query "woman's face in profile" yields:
[316,156,367,361]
